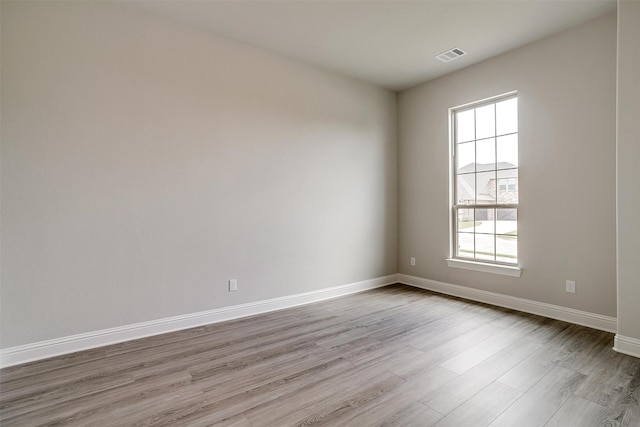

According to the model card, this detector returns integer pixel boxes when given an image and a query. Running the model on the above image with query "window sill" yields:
[446,258,522,277]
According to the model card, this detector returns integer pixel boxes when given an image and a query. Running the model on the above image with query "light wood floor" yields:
[1,284,639,426]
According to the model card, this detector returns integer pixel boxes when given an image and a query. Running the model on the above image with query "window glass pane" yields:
[496,209,517,235]
[497,134,518,168]
[456,173,475,205]
[496,97,518,136]
[475,208,495,234]
[457,208,475,233]
[456,109,475,143]
[497,169,518,203]
[476,171,496,204]
[457,142,475,174]
[496,236,517,263]
[475,104,495,139]
[476,138,496,172]
[475,234,495,261]
[457,233,474,258]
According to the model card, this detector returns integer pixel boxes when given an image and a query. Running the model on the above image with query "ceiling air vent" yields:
[436,47,467,63]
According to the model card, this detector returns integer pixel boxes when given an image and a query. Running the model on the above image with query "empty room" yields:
[1,0,639,426]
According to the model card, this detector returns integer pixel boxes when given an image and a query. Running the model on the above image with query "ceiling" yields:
[127,0,616,91]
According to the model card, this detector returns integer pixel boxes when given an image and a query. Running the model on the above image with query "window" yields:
[450,93,518,266]
[498,178,517,192]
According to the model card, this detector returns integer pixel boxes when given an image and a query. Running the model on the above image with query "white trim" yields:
[446,258,521,277]
[614,335,640,359]
[0,275,396,368]
[398,274,617,333]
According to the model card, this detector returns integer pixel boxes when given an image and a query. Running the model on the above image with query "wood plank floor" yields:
[1,284,639,426]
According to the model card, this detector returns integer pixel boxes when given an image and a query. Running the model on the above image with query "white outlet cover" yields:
[229,279,238,291]
[566,280,576,293]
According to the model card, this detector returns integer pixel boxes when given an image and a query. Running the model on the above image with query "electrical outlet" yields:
[229,279,238,292]
[410,257,416,266]
[566,280,576,293]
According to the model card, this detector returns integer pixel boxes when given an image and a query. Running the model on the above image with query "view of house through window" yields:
[452,93,518,264]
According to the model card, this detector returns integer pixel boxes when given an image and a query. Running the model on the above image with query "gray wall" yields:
[0,1,398,348]
[398,13,617,317]
[616,0,640,342]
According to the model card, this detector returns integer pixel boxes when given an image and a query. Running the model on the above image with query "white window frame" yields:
[447,92,521,277]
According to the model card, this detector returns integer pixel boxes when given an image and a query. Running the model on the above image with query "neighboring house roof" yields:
[456,162,517,203]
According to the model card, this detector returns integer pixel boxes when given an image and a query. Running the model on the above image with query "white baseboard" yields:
[2,273,625,368]
[0,275,396,368]
[397,274,618,333]
[614,335,640,358]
